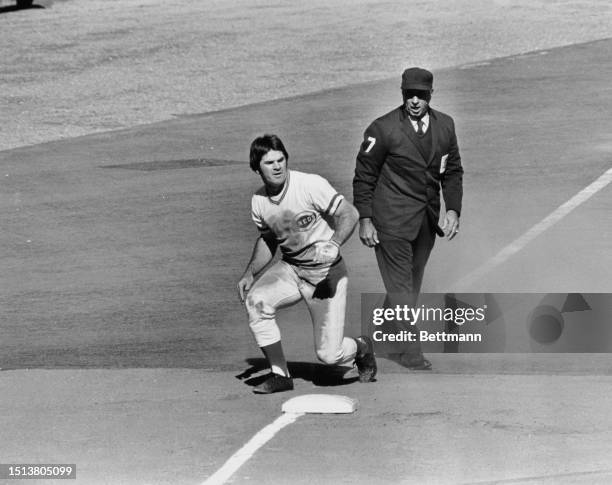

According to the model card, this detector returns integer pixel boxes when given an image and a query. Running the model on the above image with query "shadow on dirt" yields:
[236,358,360,388]
[0,343,363,379]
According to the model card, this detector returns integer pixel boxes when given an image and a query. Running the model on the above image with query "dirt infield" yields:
[2,37,611,370]
[3,359,612,485]
[1,0,611,150]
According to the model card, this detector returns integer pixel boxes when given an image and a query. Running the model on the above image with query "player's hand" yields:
[237,271,255,302]
[313,240,340,265]
[442,210,460,240]
[359,218,379,247]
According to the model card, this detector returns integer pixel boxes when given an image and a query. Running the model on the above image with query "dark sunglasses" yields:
[403,89,430,100]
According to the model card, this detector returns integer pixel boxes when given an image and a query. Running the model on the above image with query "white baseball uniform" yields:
[246,170,358,365]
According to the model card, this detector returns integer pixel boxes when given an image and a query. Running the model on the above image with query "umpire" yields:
[352,67,464,369]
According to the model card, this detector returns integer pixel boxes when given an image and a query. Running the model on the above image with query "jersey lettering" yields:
[295,211,317,231]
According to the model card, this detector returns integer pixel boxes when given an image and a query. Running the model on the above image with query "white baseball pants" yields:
[245,260,358,365]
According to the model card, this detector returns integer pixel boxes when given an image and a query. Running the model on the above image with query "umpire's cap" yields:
[401,67,433,90]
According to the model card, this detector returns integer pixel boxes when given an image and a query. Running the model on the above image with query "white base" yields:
[282,394,358,414]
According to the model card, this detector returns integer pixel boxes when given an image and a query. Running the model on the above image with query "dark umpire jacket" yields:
[353,106,463,240]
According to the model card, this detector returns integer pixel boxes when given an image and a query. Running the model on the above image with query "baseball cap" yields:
[401,67,433,90]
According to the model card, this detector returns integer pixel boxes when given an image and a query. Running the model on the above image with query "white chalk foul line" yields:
[202,411,304,485]
[454,166,612,291]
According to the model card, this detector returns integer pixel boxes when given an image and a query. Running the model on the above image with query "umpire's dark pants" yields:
[374,214,437,356]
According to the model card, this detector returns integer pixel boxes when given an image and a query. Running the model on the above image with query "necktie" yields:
[416,119,424,135]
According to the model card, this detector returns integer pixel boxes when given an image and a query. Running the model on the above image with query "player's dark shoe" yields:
[253,373,294,394]
[355,336,377,382]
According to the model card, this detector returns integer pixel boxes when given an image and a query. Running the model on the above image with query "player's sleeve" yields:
[353,120,388,219]
[307,174,344,216]
[251,196,270,233]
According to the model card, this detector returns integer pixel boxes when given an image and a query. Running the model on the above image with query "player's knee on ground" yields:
[315,346,345,365]
[246,293,281,347]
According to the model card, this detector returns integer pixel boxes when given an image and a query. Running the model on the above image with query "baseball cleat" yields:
[355,336,377,382]
[253,373,294,394]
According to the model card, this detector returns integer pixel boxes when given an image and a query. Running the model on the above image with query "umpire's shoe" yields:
[355,336,377,382]
[253,373,294,394]
[397,353,432,371]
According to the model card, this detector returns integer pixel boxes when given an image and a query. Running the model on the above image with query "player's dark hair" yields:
[249,134,289,172]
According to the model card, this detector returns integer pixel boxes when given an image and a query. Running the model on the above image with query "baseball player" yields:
[237,134,377,394]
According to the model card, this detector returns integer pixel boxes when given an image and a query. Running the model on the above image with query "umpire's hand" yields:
[442,210,460,240]
[359,218,379,247]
